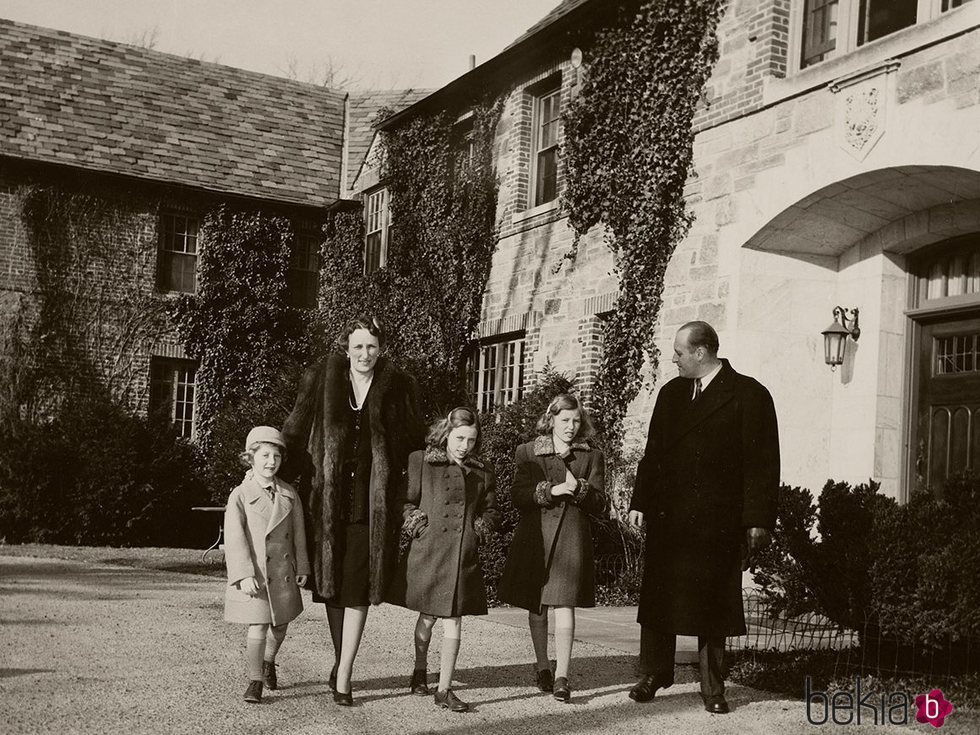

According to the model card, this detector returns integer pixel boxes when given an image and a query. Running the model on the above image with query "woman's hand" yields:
[239,577,260,596]
[402,508,428,538]
[295,575,307,586]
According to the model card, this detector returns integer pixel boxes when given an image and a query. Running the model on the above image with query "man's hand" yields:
[628,510,645,528]
[742,527,770,570]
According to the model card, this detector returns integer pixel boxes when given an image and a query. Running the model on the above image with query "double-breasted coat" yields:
[388,447,502,618]
[280,353,425,605]
[498,435,606,613]
[224,476,311,626]
[630,359,779,637]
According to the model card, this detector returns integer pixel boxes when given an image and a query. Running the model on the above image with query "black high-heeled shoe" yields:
[328,664,338,692]
[332,687,353,706]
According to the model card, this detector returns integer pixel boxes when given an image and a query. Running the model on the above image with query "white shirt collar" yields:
[699,361,723,391]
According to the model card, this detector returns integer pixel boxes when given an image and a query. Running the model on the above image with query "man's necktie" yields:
[693,378,702,401]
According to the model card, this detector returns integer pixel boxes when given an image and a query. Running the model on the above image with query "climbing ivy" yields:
[318,97,502,417]
[170,205,314,458]
[562,0,725,453]
[18,184,167,411]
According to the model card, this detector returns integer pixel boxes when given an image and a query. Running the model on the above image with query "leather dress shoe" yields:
[409,669,430,695]
[332,688,353,706]
[553,676,571,703]
[243,679,263,703]
[434,688,469,712]
[704,695,729,714]
[629,674,671,702]
[535,668,554,692]
[262,660,278,690]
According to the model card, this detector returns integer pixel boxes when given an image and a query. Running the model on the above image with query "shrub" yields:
[0,393,209,547]
[753,476,980,658]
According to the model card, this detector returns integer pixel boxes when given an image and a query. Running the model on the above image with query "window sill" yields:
[512,200,560,224]
[764,6,979,107]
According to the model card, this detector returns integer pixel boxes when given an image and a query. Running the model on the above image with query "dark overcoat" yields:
[388,447,502,618]
[498,435,606,613]
[630,359,779,636]
[280,353,425,605]
[223,477,310,626]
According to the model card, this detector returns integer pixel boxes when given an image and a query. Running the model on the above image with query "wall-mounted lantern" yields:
[821,306,860,370]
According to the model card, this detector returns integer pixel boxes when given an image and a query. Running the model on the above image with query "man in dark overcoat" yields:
[627,321,779,714]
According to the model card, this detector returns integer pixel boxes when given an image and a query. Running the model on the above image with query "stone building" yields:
[3,1,978,501]
[368,0,980,499]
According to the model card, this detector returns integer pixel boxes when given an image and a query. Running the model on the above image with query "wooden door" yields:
[914,313,980,493]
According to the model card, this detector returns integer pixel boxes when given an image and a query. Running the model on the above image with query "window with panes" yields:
[149,358,198,439]
[156,213,199,293]
[531,85,561,207]
[287,234,321,309]
[800,0,972,70]
[466,334,526,413]
[364,187,389,275]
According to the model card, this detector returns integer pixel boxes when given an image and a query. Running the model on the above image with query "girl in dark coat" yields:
[280,315,424,706]
[392,407,501,712]
[498,394,605,703]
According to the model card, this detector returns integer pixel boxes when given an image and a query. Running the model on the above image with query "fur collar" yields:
[533,434,590,457]
[424,445,485,469]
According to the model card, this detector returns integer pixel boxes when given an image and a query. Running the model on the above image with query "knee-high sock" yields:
[554,628,574,679]
[553,607,575,679]
[438,636,461,692]
[246,625,267,681]
[325,605,344,672]
[414,615,435,670]
[265,623,288,662]
[528,609,550,671]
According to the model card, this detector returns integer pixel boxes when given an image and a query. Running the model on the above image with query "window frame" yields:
[286,233,321,309]
[364,186,390,275]
[149,357,198,439]
[795,0,971,72]
[529,81,562,208]
[466,332,527,414]
[156,211,200,294]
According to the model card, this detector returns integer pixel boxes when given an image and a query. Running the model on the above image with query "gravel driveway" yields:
[2,547,975,734]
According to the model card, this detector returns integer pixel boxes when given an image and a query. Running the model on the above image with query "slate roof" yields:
[345,88,430,191]
[0,18,346,208]
[506,0,591,50]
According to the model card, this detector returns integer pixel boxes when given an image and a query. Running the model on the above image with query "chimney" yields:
[468,54,476,71]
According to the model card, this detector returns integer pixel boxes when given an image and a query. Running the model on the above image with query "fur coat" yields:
[280,353,424,604]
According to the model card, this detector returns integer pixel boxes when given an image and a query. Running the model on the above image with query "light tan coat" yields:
[223,476,310,625]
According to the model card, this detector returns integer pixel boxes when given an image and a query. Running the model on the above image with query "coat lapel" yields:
[242,477,274,524]
[669,360,737,446]
[267,481,295,533]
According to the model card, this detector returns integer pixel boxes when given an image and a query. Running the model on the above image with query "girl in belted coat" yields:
[498,394,606,703]
[389,407,501,713]
[224,426,310,704]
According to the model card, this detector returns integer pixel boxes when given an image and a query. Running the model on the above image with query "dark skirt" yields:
[313,522,370,608]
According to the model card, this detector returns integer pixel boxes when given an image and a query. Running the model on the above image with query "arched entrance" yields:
[741,165,980,498]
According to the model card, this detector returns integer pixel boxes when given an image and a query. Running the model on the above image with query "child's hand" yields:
[550,482,574,498]
[295,575,307,586]
[239,577,260,596]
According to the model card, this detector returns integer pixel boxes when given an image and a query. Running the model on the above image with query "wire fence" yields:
[732,588,980,682]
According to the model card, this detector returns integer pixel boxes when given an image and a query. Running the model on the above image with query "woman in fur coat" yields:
[280,315,425,705]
